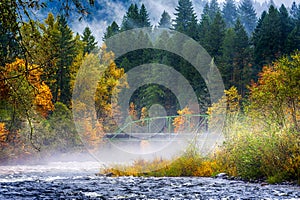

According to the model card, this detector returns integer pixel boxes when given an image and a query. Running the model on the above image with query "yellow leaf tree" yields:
[95,44,128,133]
[247,52,300,131]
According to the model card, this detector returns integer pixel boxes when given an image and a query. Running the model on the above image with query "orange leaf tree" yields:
[173,107,193,133]
[0,59,54,151]
[1,59,54,118]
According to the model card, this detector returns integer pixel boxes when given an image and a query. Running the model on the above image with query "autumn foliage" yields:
[0,123,8,146]
[1,59,54,117]
[207,52,300,183]
[248,52,300,131]
[173,107,193,133]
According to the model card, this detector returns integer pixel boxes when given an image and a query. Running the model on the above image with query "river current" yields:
[0,161,299,199]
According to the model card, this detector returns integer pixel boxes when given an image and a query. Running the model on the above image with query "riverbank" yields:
[0,162,299,199]
[101,131,300,185]
[101,155,300,186]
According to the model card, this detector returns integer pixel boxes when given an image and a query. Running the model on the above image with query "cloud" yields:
[70,0,127,44]
[70,0,296,44]
[140,0,177,25]
[140,0,207,26]
[70,19,108,43]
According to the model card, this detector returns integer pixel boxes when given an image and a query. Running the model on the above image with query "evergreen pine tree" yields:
[158,10,172,29]
[199,14,210,46]
[53,16,76,106]
[139,4,151,27]
[103,21,120,40]
[222,0,238,28]
[202,3,210,19]
[208,0,221,21]
[199,4,211,44]
[121,4,140,31]
[268,0,276,7]
[205,12,226,59]
[252,11,266,76]
[173,0,198,39]
[253,11,267,50]
[290,1,300,23]
[286,23,300,53]
[81,27,97,54]
[253,5,282,67]
[220,28,235,88]
[279,4,293,54]
[34,13,59,94]
[232,19,251,95]
[238,0,257,35]
[221,19,251,95]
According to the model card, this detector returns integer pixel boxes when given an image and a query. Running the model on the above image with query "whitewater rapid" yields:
[0,162,299,199]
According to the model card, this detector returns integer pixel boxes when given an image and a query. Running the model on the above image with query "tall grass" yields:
[102,146,220,177]
[215,114,300,184]
[102,114,299,184]
[102,100,299,184]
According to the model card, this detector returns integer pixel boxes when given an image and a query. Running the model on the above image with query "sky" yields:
[223,0,294,4]
[70,0,297,43]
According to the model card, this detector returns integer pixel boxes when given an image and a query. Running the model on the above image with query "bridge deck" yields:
[104,133,200,141]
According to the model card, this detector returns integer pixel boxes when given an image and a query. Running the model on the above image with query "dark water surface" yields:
[0,162,299,199]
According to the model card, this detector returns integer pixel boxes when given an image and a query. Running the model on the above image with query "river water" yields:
[0,161,299,199]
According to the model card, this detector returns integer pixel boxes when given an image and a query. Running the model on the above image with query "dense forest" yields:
[0,0,299,182]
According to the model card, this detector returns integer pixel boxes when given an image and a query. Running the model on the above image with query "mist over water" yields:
[0,131,222,177]
[0,136,299,199]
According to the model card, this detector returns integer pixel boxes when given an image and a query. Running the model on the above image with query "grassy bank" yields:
[101,149,219,178]
[102,125,299,184]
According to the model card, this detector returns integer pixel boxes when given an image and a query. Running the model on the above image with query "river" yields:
[0,161,299,199]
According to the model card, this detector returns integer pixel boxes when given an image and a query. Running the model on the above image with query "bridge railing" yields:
[105,114,208,140]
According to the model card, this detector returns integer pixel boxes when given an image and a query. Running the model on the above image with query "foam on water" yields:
[0,161,104,184]
[0,171,299,199]
[0,161,101,175]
